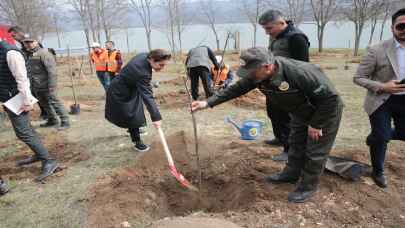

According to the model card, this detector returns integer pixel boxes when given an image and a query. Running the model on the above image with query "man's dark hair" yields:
[147,49,172,62]
[7,26,24,34]
[105,40,114,46]
[259,10,284,25]
[392,8,405,24]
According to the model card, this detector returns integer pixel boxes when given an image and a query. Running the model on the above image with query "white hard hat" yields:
[215,55,222,63]
[90,42,101,48]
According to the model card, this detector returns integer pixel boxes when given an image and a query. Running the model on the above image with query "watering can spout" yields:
[225,116,242,133]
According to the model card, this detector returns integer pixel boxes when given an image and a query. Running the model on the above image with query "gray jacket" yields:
[185,46,219,71]
[26,47,58,91]
[354,38,399,115]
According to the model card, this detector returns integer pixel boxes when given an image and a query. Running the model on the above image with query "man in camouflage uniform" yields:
[23,36,70,130]
[192,48,343,203]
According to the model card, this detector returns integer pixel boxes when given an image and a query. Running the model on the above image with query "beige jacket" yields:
[354,38,400,115]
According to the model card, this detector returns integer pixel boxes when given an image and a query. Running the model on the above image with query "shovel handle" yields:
[157,127,175,167]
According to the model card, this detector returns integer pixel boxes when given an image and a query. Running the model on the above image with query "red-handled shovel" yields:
[157,127,199,192]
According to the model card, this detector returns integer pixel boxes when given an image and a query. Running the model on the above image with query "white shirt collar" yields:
[395,39,405,49]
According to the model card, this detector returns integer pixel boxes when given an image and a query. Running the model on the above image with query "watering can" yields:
[225,116,264,140]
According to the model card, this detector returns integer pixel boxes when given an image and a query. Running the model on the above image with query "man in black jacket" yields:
[259,10,310,161]
[105,49,171,152]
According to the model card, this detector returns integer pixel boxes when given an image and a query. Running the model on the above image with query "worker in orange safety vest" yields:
[90,42,110,91]
[105,40,123,81]
[210,55,234,89]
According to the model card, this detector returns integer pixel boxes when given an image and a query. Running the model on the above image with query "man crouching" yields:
[192,47,343,203]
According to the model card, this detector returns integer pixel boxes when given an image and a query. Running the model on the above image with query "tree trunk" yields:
[380,12,389,41]
[253,24,257,47]
[126,28,130,53]
[146,29,152,51]
[354,23,363,56]
[318,25,325,53]
[368,17,377,45]
[84,28,93,74]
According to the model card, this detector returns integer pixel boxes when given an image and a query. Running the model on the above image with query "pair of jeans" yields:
[367,95,405,175]
[96,71,111,91]
[188,66,213,100]
[36,90,69,123]
[3,107,51,161]
[266,97,291,151]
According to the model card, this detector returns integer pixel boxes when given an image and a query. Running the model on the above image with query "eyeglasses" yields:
[395,23,405,31]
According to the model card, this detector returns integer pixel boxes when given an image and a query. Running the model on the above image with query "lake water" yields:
[42,21,393,54]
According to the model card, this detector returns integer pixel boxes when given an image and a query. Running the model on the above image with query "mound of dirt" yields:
[155,91,190,109]
[231,89,266,109]
[88,132,405,227]
[0,134,89,181]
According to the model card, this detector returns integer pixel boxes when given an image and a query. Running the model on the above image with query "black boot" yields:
[16,156,40,167]
[134,140,150,152]
[0,180,9,196]
[287,184,318,203]
[265,168,300,184]
[36,159,58,182]
[40,119,59,128]
[371,172,387,188]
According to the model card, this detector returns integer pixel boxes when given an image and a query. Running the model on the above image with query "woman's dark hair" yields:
[392,8,405,24]
[147,49,171,62]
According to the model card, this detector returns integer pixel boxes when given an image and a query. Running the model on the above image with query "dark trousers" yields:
[4,107,51,161]
[266,98,291,150]
[128,128,141,143]
[37,90,69,123]
[367,95,405,175]
[188,66,213,100]
[286,103,343,190]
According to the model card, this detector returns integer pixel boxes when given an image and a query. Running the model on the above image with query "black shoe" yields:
[271,151,288,162]
[372,173,387,188]
[57,122,70,131]
[265,171,299,184]
[0,180,9,196]
[40,120,59,128]
[35,160,58,182]
[135,141,150,152]
[264,138,283,146]
[16,156,40,167]
[287,186,317,203]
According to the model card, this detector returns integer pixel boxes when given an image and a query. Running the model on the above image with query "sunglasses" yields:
[395,23,405,31]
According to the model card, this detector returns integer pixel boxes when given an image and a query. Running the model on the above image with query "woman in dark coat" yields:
[105,49,171,152]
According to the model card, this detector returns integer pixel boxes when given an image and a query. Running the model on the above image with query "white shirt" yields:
[395,39,405,95]
[6,50,33,105]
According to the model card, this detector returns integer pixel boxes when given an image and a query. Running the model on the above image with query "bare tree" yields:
[310,0,338,52]
[0,0,54,38]
[284,0,307,25]
[238,0,265,47]
[96,0,128,41]
[368,0,386,45]
[379,1,395,41]
[344,0,381,56]
[199,0,221,51]
[130,0,154,51]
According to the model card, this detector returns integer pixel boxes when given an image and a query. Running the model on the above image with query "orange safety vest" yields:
[91,49,108,71]
[211,65,230,85]
[106,50,119,73]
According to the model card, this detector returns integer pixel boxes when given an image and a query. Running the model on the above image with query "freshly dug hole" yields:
[88,131,276,227]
